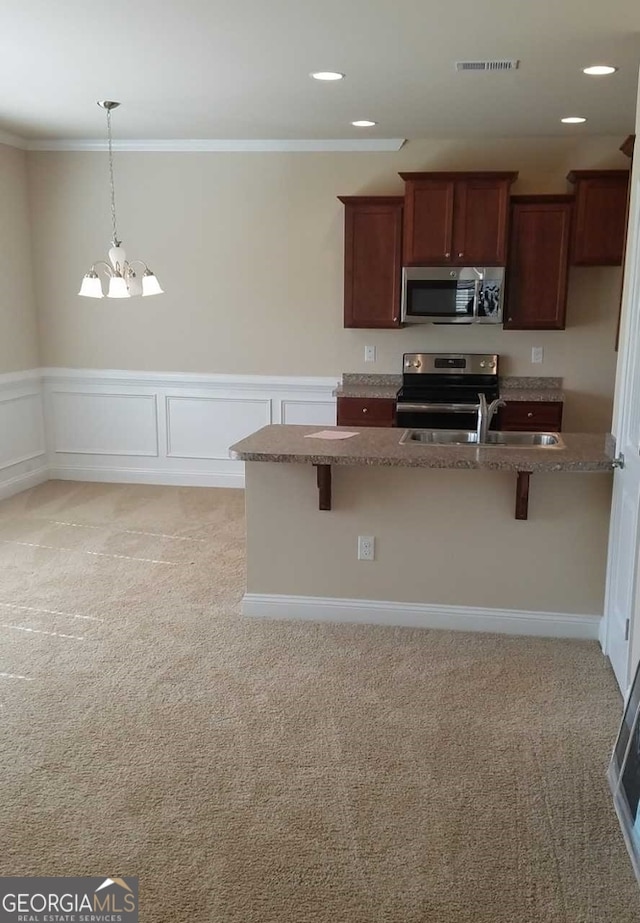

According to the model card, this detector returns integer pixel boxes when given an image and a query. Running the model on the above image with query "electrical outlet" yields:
[531,346,544,364]
[364,345,376,363]
[357,535,375,561]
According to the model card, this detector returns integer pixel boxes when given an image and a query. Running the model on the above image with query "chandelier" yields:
[78,101,163,299]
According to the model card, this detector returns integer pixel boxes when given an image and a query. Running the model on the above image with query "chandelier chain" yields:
[106,107,120,248]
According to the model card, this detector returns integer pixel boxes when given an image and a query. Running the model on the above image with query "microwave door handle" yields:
[472,279,480,322]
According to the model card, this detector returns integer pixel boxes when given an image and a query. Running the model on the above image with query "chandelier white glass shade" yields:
[78,101,163,299]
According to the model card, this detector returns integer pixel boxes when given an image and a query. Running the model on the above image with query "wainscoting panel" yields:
[41,369,339,488]
[280,399,336,426]
[166,396,271,459]
[0,371,47,499]
[50,391,159,456]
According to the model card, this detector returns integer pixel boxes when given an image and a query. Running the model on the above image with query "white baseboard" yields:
[242,593,601,640]
[0,464,49,500]
[49,465,245,489]
[598,611,607,650]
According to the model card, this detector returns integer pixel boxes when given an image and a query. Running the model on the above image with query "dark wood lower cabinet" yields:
[336,397,562,431]
[336,397,396,427]
[498,401,563,432]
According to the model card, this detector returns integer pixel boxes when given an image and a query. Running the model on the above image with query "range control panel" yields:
[403,353,498,376]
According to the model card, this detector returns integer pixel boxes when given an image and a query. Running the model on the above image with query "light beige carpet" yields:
[0,479,637,922]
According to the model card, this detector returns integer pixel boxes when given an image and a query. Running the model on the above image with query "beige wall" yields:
[27,136,628,429]
[246,462,613,615]
[0,143,38,372]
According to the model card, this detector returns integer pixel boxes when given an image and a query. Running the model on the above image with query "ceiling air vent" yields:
[456,60,519,72]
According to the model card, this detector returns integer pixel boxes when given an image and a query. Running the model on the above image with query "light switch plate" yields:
[364,345,376,363]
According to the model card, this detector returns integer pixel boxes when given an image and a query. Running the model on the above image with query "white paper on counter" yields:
[304,430,359,440]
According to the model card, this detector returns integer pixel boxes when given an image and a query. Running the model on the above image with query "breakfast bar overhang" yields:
[230,425,615,640]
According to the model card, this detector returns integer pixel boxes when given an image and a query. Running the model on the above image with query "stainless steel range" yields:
[395,352,499,430]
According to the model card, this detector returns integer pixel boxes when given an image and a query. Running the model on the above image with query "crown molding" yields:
[25,137,406,153]
[0,129,28,149]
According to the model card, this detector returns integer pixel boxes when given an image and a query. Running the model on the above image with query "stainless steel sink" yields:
[400,429,479,445]
[484,431,564,447]
[399,429,565,448]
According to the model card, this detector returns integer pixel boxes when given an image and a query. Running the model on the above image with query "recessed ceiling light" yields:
[310,71,345,81]
[583,65,618,76]
[351,120,377,127]
[561,116,587,124]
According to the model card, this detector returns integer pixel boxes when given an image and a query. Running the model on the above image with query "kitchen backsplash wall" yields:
[26,135,628,430]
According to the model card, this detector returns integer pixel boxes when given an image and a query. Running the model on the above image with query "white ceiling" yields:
[2,0,640,143]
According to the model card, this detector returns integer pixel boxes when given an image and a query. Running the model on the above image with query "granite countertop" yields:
[230,425,614,474]
[499,377,564,402]
[334,374,401,400]
[334,374,564,402]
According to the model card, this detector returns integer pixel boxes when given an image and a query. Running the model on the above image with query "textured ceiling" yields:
[1,0,639,141]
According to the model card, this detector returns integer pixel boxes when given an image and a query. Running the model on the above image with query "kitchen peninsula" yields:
[230,425,615,640]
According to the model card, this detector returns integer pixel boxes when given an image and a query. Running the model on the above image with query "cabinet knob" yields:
[445,252,451,258]
[393,316,398,323]
[458,252,464,258]
[527,412,533,418]
[362,407,368,414]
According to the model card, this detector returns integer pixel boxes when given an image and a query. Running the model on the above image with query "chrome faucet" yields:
[476,393,506,444]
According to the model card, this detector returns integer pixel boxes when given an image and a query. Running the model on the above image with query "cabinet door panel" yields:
[498,401,563,432]
[453,179,511,265]
[341,198,403,328]
[569,172,629,265]
[504,198,572,330]
[403,181,454,265]
[337,397,396,427]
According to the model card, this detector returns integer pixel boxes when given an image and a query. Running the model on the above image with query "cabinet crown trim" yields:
[566,169,629,183]
[399,171,518,182]
[338,196,404,205]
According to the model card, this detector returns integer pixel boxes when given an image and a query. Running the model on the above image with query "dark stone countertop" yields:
[230,424,613,473]
[334,374,564,402]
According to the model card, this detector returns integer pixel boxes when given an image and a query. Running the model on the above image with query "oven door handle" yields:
[396,402,480,413]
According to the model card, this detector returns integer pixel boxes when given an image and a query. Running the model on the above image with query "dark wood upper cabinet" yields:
[504,195,573,331]
[616,138,635,350]
[338,196,403,329]
[567,170,629,265]
[399,172,518,266]
[400,179,455,264]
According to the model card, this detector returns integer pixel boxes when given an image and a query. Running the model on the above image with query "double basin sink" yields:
[399,429,565,448]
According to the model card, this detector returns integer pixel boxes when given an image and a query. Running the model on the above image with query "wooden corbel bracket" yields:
[314,464,332,510]
[515,471,532,520]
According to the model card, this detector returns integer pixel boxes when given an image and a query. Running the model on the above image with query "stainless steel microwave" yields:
[401,266,505,325]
